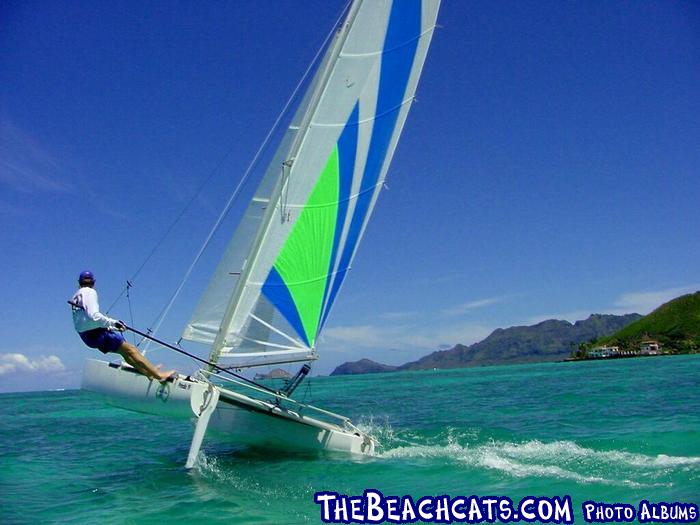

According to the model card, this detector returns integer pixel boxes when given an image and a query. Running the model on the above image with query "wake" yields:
[360,421,698,488]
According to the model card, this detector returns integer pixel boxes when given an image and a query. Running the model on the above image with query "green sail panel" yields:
[264,146,340,347]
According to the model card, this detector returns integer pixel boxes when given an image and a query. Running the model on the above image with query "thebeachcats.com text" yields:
[314,491,573,524]
[313,491,699,524]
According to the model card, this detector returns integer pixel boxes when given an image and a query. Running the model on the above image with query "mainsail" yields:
[182,0,441,366]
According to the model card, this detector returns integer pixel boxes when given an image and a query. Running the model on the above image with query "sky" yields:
[1,0,698,392]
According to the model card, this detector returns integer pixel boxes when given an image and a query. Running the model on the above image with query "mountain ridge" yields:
[330,313,642,376]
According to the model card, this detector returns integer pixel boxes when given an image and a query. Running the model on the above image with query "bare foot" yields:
[158,370,177,382]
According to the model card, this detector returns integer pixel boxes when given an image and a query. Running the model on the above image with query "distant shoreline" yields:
[563,353,671,363]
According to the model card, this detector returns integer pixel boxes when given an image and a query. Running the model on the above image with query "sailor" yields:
[71,271,176,381]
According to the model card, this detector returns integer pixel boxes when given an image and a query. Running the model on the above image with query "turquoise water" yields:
[1,355,698,524]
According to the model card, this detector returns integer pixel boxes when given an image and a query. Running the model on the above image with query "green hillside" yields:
[597,291,700,353]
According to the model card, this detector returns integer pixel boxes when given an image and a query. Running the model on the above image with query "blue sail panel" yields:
[320,0,422,331]
[261,267,310,347]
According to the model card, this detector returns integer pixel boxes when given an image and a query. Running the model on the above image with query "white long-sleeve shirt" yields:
[71,286,119,333]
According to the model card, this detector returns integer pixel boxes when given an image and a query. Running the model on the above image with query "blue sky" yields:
[1,0,698,392]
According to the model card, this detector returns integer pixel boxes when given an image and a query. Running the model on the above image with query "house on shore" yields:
[640,340,661,355]
[588,345,620,358]
[583,339,664,360]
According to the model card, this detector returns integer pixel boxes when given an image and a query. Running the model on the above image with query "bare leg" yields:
[117,341,175,381]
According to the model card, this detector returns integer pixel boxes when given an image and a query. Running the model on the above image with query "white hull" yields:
[81,359,375,462]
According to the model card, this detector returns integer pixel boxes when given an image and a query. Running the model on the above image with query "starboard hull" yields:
[81,359,374,459]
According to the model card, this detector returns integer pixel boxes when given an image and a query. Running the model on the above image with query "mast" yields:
[208,0,364,368]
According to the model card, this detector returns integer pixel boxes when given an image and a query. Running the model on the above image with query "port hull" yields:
[81,359,374,457]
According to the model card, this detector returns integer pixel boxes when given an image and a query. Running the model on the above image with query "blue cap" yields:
[79,270,95,283]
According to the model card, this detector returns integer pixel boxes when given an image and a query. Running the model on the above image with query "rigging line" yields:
[302,374,311,404]
[339,24,439,58]
[105,138,246,315]
[311,95,416,128]
[141,2,352,348]
[126,281,137,346]
[106,2,353,318]
[258,179,386,210]
[218,353,315,369]
[122,322,280,395]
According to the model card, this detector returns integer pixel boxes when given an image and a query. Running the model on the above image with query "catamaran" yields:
[81,0,441,468]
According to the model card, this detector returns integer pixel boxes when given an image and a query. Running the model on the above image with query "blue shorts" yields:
[79,328,125,354]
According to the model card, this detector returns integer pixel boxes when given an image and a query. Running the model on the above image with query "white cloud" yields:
[323,320,493,351]
[322,324,390,349]
[379,310,419,320]
[522,284,700,325]
[442,296,506,316]
[318,319,494,373]
[414,273,464,287]
[611,285,700,315]
[0,353,66,376]
[0,120,73,194]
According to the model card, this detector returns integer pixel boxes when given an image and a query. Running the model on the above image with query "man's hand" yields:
[114,321,127,332]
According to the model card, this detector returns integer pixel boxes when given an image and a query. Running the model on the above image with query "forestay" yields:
[182,0,441,367]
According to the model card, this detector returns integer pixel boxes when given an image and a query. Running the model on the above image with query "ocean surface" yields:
[1,354,698,524]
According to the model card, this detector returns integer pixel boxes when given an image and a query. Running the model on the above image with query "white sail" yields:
[181,39,333,348]
[182,0,441,366]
